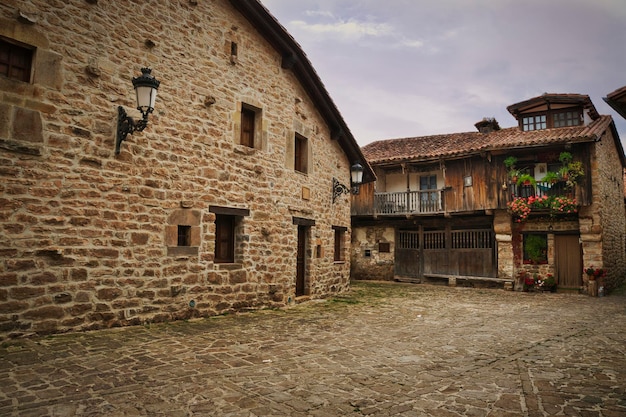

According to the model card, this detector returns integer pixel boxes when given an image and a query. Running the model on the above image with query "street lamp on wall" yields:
[332,163,364,203]
[116,67,161,154]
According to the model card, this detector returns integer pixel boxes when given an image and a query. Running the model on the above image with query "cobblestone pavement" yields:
[1,282,625,417]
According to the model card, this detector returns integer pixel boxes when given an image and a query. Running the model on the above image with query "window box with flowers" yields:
[508,195,578,222]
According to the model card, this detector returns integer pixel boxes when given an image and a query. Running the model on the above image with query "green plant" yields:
[541,171,560,184]
[565,161,584,187]
[525,234,547,264]
[504,156,518,170]
[559,151,573,165]
[516,174,536,187]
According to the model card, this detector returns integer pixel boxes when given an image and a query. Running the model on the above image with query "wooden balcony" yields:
[371,190,445,216]
[509,180,573,199]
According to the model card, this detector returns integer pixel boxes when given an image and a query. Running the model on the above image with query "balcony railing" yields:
[510,180,572,199]
[373,190,444,215]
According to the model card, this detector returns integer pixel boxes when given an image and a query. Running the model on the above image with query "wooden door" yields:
[296,226,307,296]
[555,234,582,288]
[395,230,421,278]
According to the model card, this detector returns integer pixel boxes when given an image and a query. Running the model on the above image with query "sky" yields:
[259,0,626,147]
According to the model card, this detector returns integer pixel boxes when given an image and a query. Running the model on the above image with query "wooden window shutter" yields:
[241,107,255,148]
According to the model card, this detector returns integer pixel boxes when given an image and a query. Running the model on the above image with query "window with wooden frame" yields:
[523,233,548,264]
[177,225,191,247]
[240,105,256,148]
[294,134,308,174]
[211,206,250,264]
[522,115,547,131]
[553,111,580,128]
[0,38,33,83]
[333,226,347,262]
[215,215,235,263]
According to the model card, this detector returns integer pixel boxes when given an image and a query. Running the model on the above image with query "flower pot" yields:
[588,275,596,281]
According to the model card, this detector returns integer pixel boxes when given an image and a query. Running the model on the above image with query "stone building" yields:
[351,93,626,294]
[0,0,373,338]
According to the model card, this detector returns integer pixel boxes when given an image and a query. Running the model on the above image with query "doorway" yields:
[554,234,582,289]
[296,225,308,296]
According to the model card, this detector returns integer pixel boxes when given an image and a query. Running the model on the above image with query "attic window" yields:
[522,115,546,131]
[553,111,580,128]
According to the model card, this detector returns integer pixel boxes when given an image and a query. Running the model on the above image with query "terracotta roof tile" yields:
[363,115,613,165]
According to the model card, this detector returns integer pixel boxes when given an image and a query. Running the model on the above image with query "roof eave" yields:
[227,0,375,182]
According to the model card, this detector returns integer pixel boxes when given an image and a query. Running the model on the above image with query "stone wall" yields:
[0,0,354,338]
[581,128,626,292]
[350,226,395,280]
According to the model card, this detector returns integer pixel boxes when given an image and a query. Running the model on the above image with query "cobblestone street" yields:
[1,281,625,417]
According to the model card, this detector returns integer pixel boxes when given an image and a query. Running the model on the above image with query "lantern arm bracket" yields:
[116,106,150,154]
[332,177,350,203]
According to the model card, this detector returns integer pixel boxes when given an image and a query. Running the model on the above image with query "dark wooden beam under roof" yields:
[604,86,626,121]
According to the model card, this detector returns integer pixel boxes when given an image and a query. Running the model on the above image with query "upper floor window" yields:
[0,39,33,83]
[522,115,546,131]
[294,134,308,174]
[240,106,256,148]
[553,111,580,128]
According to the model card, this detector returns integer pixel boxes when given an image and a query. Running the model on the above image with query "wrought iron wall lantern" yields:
[116,67,161,154]
[332,163,364,203]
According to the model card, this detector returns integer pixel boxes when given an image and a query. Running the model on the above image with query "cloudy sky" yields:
[260,0,626,147]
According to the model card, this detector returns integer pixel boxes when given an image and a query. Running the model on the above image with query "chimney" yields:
[475,117,500,134]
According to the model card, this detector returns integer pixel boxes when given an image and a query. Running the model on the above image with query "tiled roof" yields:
[362,115,613,165]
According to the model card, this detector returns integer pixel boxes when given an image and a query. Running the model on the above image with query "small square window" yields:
[463,176,472,187]
[378,242,390,253]
[177,225,191,247]
[0,38,33,83]
[364,249,371,257]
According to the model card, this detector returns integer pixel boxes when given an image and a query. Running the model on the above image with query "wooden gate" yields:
[395,231,420,279]
[396,227,496,279]
[554,234,582,288]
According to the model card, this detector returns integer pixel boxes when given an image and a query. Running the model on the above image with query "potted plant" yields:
[565,161,584,187]
[585,266,606,281]
[559,151,573,165]
[504,156,519,182]
[537,273,556,292]
[541,171,560,184]
[517,174,536,187]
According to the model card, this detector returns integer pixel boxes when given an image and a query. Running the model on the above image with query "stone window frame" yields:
[210,206,250,264]
[234,101,265,151]
[0,19,63,156]
[166,209,201,257]
[0,37,34,83]
[294,133,309,174]
[286,122,313,173]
